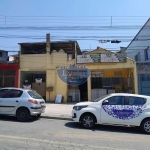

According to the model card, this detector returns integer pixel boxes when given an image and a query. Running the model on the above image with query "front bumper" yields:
[72,109,80,122]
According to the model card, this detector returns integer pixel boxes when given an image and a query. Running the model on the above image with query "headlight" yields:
[73,105,88,111]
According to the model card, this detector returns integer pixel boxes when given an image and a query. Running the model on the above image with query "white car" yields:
[0,87,46,121]
[72,93,150,134]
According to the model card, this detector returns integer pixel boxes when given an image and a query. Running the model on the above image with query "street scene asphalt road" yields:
[0,116,149,150]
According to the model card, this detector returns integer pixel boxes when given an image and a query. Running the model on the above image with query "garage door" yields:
[139,74,150,96]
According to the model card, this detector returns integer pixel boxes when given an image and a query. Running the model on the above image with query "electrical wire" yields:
[0,16,149,54]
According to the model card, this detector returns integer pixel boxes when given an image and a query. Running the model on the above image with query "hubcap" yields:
[83,116,93,127]
[144,121,150,133]
[20,112,26,119]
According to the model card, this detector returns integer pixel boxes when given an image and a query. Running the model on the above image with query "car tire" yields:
[141,119,150,134]
[16,108,30,122]
[33,114,41,118]
[37,114,41,117]
[81,114,95,129]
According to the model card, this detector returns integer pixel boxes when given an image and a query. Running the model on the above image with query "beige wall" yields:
[20,54,47,70]
[20,48,75,102]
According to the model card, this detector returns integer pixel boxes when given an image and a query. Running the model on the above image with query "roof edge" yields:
[125,18,150,50]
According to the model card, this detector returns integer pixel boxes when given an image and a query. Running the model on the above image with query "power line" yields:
[0,26,149,31]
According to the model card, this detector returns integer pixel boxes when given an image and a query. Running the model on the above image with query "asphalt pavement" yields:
[0,116,149,150]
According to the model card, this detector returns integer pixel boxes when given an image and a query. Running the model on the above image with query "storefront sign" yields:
[77,53,126,63]
[57,64,90,86]
[55,94,63,103]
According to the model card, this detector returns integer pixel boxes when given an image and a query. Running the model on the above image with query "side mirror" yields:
[102,99,109,105]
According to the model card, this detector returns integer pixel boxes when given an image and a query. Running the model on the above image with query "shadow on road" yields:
[0,115,42,123]
[65,122,144,135]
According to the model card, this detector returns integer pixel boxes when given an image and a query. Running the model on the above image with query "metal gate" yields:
[0,70,15,87]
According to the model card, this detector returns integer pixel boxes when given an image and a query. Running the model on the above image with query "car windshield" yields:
[27,90,42,99]
[93,94,111,102]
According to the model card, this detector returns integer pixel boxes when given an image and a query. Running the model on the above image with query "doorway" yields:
[20,71,46,100]
[79,81,88,101]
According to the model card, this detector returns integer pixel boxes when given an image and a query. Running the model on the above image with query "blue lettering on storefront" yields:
[57,64,90,86]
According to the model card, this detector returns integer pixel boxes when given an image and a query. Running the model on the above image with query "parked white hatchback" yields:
[0,88,46,121]
[72,93,150,134]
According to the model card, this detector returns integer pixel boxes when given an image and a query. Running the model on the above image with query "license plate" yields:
[40,102,45,106]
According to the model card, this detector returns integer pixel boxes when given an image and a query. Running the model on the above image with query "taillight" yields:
[28,99,38,104]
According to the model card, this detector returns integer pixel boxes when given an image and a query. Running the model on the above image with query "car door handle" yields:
[16,100,19,102]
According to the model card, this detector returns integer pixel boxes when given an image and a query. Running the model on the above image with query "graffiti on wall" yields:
[77,53,126,63]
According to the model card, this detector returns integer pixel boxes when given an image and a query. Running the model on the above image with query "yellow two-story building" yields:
[19,34,138,102]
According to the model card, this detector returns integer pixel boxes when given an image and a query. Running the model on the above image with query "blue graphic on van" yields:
[102,105,146,120]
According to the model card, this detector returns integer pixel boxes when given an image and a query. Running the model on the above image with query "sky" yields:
[0,0,150,55]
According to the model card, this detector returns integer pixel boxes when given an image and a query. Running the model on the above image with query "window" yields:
[0,89,10,98]
[0,52,2,57]
[3,89,23,98]
[28,90,42,99]
[107,96,125,105]
[144,49,149,61]
[135,52,140,62]
[128,97,146,105]
[140,74,150,81]
[93,94,111,102]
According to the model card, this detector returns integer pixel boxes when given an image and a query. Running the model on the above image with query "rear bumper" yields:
[30,105,46,116]
[31,106,46,109]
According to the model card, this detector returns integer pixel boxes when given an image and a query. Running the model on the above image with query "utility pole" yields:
[5,16,6,25]
[75,42,77,65]
[111,16,112,27]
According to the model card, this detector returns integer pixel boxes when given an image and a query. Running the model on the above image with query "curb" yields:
[41,116,73,121]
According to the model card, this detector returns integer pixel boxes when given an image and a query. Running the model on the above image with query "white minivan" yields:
[72,93,150,134]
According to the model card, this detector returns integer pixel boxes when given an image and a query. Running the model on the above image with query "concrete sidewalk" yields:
[41,103,76,121]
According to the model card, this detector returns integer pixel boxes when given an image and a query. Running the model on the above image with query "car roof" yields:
[109,93,150,98]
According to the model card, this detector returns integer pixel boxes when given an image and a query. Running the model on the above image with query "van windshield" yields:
[28,90,42,99]
[93,94,110,102]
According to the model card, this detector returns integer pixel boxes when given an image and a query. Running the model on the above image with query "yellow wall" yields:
[19,46,138,102]
[20,48,74,102]
[102,70,129,77]
[46,69,56,101]
[20,54,47,70]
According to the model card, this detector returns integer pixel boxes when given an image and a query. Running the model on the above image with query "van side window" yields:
[107,96,125,105]
[128,97,146,105]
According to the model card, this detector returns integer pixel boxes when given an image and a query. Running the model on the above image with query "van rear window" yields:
[27,90,42,99]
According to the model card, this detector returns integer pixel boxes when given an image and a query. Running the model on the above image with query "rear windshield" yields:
[27,90,42,99]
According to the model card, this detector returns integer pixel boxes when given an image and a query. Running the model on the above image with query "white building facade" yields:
[126,18,150,96]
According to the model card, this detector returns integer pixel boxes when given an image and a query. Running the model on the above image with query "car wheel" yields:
[81,114,95,129]
[141,119,150,134]
[16,108,30,122]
